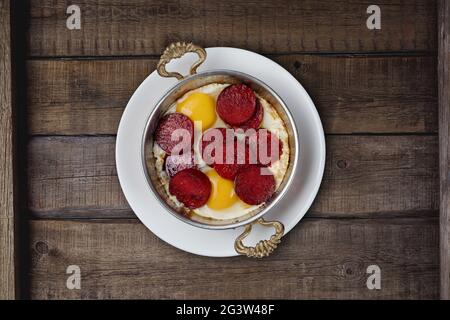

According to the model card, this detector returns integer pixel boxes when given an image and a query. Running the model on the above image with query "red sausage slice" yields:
[155,113,194,154]
[214,140,251,180]
[201,128,251,180]
[165,152,196,177]
[247,129,283,166]
[201,128,228,166]
[232,99,264,130]
[201,128,242,167]
[234,165,276,205]
[169,168,211,209]
[216,84,256,126]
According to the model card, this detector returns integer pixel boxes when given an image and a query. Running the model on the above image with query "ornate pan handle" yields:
[234,218,285,258]
[157,42,207,80]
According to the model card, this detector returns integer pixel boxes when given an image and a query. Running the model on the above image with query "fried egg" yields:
[177,92,216,130]
[152,83,290,221]
[195,167,260,220]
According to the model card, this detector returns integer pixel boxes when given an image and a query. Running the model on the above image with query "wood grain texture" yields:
[28,136,128,217]
[0,0,17,299]
[27,135,438,219]
[29,218,439,299]
[28,0,436,57]
[438,0,450,300]
[23,0,442,300]
[27,55,437,135]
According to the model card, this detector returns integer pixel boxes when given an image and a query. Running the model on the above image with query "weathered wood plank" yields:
[27,135,439,219]
[27,55,437,135]
[28,136,129,217]
[0,0,17,299]
[28,0,436,57]
[27,59,153,135]
[438,0,450,300]
[28,218,439,299]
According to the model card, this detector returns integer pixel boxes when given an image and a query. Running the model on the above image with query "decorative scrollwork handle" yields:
[156,42,207,80]
[234,218,285,258]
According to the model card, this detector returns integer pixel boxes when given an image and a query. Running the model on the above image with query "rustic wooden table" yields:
[1,0,450,299]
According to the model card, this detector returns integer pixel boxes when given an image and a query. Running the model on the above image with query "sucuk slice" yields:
[165,152,196,177]
[213,140,251,180]
[247,129,283,166]
[155,113,194,154]
[216,84,256,126]
[234,165,276,205]
[201,127,231,166]
[201,127,252,180]
[232,99,264,130]
[169,168,211,209]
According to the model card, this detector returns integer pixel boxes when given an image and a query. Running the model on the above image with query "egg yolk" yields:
[177,92,216,131]
[206,170,238,210]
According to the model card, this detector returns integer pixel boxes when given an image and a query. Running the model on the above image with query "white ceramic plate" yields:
[116,47,325,257]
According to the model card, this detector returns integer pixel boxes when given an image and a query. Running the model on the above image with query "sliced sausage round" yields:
[232,99,264,130]
[234,165,276,205]
[169,168,211,209]
[216,84,256,126]
[165,152,196,178]
[214,140,251,180]
[155,113,194,154]
[247,129,283,166]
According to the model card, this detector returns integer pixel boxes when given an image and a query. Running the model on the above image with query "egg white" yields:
[152,83,290,221]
